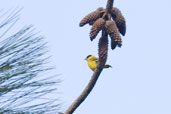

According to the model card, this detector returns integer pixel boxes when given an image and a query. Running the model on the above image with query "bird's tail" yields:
[104,64,112,68]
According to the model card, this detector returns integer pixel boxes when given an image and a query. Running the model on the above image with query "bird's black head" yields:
[85,55,92,60]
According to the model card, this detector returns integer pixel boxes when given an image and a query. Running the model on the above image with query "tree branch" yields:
[64,67,103,114]
[64,31,108,114]
[63,0,114,114]
[106,0,114,13]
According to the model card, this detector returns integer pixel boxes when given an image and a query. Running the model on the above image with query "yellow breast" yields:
[87,60,97,71]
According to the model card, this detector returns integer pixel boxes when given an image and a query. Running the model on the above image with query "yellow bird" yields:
[85,55,112,71]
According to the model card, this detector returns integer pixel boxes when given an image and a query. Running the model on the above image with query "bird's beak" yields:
[84,58,87,60]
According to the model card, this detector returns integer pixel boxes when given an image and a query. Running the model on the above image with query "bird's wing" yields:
[91,57,98,63]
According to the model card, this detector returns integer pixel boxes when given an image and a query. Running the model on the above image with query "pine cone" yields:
[79,7,104,27]
[89,7,105,25]
[96,7,105,12]
[111,7,126,36]
[89,21,95,25]
[111,40,117,50]
[90,18,105,41]
[105,20,122,49]
[98,35,108,65]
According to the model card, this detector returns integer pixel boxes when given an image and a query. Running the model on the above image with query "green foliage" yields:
[0,8,60,114]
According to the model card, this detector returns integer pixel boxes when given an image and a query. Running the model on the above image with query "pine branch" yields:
[0,8,61,114]
[64,67,103,114]
[63,0,115,114]
[106,0,114,13]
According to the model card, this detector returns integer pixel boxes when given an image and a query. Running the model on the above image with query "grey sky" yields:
[1,0,171,114]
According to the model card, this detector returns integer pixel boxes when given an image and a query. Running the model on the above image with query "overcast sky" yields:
[1,0,171,114]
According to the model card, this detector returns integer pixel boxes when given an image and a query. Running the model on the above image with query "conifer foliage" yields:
[0,8,60,114]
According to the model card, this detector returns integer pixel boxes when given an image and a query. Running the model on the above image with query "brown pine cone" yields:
[79,11,100,27]
[96,7,105,12]
[90,18,105,41]
[105,20,122,49]
[89,7,105,25]
[111,7,126,36]
[98,35,108,64]
[79,7,105,27]
[111,39,117,50]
